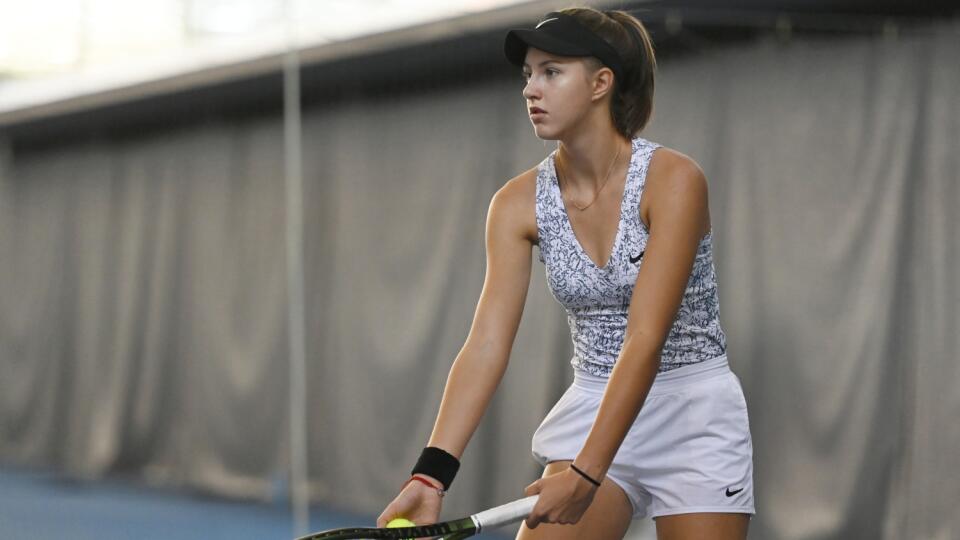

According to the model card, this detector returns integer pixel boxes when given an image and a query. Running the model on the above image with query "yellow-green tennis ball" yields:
[386,517,415,540]
[387,517,415,528]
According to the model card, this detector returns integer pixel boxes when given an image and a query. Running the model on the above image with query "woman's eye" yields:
[522,69,557,81]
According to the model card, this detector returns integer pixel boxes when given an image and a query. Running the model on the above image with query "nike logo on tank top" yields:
[534,136,727,375]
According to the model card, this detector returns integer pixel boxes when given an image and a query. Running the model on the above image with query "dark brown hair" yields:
[559,7,657,138]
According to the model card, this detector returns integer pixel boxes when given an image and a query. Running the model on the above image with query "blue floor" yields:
[0,468,510,540]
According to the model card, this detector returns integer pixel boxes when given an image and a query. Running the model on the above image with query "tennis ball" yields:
[386,517,415,540]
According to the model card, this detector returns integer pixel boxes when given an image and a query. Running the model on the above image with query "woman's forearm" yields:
[573,336,661,482]
[426,339,510,458]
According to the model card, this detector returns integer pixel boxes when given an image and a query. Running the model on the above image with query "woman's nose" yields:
[522,78,539,100]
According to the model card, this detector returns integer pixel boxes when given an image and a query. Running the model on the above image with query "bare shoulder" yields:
[642,146,710,235]
[646,146,707,190]
[490,166,539,244]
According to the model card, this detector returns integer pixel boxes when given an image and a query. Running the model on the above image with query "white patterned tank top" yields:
[534,136,727,375]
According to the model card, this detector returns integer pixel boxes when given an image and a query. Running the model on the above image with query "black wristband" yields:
[411,446,460,491]
[569,463,602,487]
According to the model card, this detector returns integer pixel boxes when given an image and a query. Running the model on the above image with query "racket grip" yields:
[471,495,539,532]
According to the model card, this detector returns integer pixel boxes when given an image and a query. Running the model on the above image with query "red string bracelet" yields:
[401,474,445,498]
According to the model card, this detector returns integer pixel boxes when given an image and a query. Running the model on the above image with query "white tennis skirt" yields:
[531,355,755,519]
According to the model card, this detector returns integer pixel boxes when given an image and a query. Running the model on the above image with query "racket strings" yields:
[300,520,471,539]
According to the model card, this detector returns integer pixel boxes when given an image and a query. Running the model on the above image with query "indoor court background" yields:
[1,1,958,539]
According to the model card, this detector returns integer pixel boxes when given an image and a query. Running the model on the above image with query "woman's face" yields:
[521,47,597,140]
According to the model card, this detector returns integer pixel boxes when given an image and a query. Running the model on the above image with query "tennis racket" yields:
[294,494,538,540]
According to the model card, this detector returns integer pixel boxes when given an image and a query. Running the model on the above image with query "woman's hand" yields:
[523,466,598,529]
[376,475,444,528]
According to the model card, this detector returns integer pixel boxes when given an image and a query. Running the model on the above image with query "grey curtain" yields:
[0,122,290,497]
[1,18,958,540]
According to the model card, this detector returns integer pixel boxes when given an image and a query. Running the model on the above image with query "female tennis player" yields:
[378,7,754,539]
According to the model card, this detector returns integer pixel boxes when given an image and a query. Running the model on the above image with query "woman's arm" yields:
[428,177,536,458]
[524,150,711,527]
[573,152,710,482]
[378,173,535,526]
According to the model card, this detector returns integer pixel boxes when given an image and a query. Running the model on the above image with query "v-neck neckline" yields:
[550,137,639,271]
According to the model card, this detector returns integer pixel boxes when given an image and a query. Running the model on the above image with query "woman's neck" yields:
[556,131,631,191]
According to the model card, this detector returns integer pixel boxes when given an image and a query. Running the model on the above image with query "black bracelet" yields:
[569,463,602,487]
[411,446,460,491]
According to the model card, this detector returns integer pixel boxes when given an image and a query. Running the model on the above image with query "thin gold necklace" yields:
[556,141,623,211]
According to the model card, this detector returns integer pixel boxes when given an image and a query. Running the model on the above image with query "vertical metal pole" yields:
[283,0,310,536]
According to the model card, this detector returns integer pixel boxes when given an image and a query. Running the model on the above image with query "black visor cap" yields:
[503,12,624,82]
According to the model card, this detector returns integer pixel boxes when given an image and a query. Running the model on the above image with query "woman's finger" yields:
[375,506,393,528]
[524,494,551,529]
[378,503,404,527]
[524,479,542,496]
[376,494,412,527]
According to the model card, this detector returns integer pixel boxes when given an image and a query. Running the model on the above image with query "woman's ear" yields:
[590,65,616,102]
